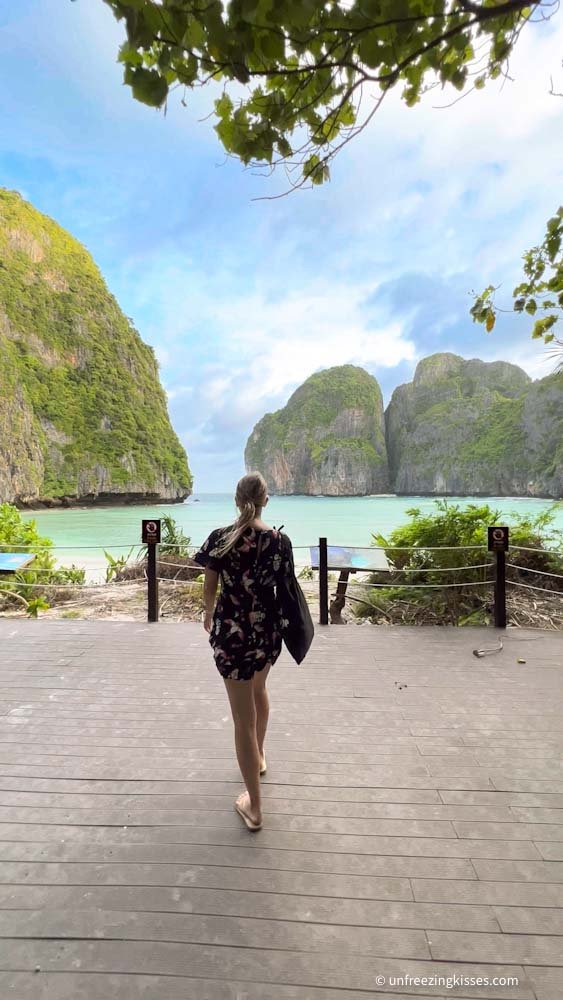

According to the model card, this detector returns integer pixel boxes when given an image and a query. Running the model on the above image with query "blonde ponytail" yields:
[216,473,268,557]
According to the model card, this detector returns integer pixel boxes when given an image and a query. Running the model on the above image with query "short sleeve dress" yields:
[193,525,293,681]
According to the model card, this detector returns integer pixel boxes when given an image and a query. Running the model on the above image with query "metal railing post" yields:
[319,536,328,626]
[147,543,159,623]
[494,548,507,629]
[142,519,161,623]
[488,526,509,630]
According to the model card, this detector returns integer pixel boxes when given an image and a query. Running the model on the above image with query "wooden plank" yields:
[0,789,522,821]
[0,884,500,931]
[0,908,432,960]
[0,829,542,860]
[0,619,561,998]
[0,972,447,1000]
[0,940,536,998]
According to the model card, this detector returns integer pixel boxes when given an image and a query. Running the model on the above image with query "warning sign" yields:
[488,526,509,552]
[142,519,161,544]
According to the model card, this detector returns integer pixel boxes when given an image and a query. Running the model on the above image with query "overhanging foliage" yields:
[98,0,555,189]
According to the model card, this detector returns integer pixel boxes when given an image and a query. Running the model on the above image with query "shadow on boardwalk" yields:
[0,620,562,999]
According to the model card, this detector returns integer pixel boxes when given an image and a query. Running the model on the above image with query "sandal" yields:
[235,794,263,832]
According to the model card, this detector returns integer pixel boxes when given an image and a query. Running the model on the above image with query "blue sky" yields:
[1,2,562,490]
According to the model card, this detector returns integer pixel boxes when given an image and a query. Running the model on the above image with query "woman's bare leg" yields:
[253,664,271,769]
[224,676,262,825]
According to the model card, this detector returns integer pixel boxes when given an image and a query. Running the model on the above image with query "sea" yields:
[21,493,563,581]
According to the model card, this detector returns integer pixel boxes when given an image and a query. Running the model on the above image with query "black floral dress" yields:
[193,525,292,681]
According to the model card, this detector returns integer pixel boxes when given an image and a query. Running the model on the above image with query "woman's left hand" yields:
[203,611,213,633]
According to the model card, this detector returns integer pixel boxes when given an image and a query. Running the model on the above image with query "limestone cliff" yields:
[386,353,562,498]
[245,365,389,495]
[0,189,192,506]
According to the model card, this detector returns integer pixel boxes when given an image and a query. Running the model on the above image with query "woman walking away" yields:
[193,472,292,832]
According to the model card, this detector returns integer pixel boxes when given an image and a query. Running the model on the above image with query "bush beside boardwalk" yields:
[352,501,563,628]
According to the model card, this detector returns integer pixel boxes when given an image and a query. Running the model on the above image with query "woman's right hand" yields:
[203,611,213,633]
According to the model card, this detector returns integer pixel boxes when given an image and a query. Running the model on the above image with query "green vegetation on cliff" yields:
[457,395,527,468]
[310,436,385,468]
[279,365,384,429]
[0,189,192,503]
[386,353,562,498]
[245,365,389,495]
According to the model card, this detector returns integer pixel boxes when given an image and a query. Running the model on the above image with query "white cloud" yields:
[215,285,415,393]
[127,260,417,442]
[166,385,194,401]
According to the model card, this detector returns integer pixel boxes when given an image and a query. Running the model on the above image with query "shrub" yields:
[0,503,84,614]
[353,500,563,626]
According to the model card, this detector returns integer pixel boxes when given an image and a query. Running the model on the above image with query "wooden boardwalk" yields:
[0,620,562,999]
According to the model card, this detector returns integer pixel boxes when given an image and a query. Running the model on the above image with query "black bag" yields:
[277,532,314,664]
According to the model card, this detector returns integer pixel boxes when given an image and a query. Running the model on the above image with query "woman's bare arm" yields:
[202,568,219,631]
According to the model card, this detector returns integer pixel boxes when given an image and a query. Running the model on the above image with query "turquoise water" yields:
[21,493,563,578]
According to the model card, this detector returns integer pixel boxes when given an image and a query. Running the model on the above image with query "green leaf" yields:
[215,92,234,118]
[232,62,250,84]
[451,68,468,91]
[118,41,143,66]
[126,66,168,107]
[259,30,285,62]
[358,33,381,70]
[403,85,419,107]
[184,18,206,50]
[532,314,558,340]
[277,136,293,157]
[303,153,329,185]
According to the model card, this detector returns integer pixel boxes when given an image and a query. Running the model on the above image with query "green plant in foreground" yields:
[139,513,191,559]
[104,548,135,584]
[159,514,192,557]
[354,500,563,626]
[0,502,51,552]
[26,597,50,618]
[0,503,84,609]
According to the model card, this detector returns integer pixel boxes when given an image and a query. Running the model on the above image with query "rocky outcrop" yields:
[0,363,44,504]
[519,373,563,498]
[245,365,389,495]
[0,189,192,506]
[386,353,562,498]
[246,354,562,499]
